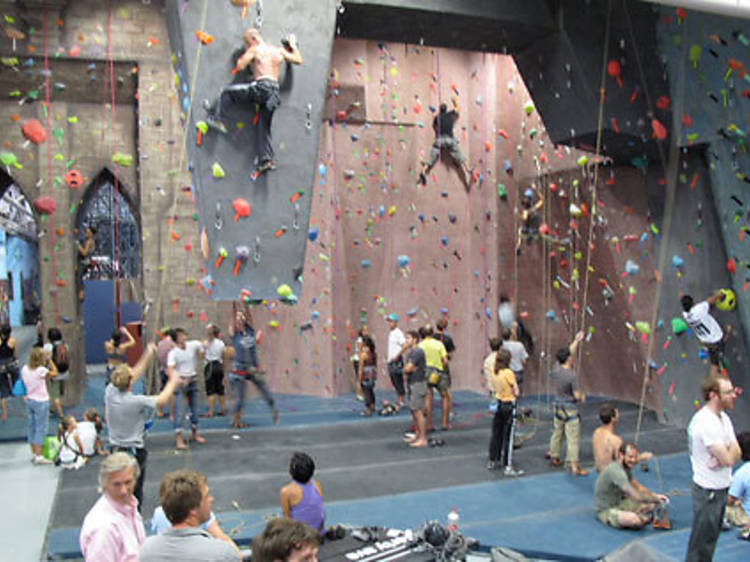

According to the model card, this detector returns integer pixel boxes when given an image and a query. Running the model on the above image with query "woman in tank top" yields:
[280,452,325,534]
[104,326,136,380]
[0,323,18,421]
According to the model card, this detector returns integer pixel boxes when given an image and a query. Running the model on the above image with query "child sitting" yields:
[78,407,106,457]
[57,415,85,470]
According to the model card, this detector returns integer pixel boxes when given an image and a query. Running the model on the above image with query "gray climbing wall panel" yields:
[165,0,336,300]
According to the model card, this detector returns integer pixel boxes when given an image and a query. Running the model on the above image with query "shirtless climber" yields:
[204,28,303,179]
[592,403,653,473]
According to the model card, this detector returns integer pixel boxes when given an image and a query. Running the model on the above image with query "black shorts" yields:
[388,360,405,396]
[706,340,725,367]
[204,361,225,396]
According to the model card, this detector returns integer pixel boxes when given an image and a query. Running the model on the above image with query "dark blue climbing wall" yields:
[165,0,336,300]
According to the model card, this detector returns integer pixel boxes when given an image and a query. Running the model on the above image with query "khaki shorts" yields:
[408,381,427,411]
[596,498,641,528]
[47,378,64,401]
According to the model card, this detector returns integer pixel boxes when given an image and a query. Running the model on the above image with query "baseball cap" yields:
[387,313,399,322]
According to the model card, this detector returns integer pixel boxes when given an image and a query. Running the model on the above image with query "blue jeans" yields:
[173,380,199,433]
[229,372,275,416]
[27,399,49,445]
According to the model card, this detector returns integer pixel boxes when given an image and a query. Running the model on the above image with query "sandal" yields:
[550,457,564,467]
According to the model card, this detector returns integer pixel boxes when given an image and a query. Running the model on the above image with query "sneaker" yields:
[487,460,497,471]
[403,431,416,440]
[355,395,365,402]
[417,172,427,186]
[504,466,524,476]
[722,517,733,532]
[34,455,53,465]
[205,115,228,134]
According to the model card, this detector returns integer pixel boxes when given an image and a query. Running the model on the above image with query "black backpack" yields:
[53,341,69,373]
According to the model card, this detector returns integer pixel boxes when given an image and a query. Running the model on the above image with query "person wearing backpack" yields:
[43,327,69,418]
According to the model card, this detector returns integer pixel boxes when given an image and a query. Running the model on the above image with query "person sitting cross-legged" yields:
[594,442,670,530]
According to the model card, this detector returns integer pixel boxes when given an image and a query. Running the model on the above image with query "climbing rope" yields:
[42,8,61,325]
[107,0,122,327]
[573,0,610,387]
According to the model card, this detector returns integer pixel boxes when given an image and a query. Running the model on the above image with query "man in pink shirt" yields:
[79,452,146,561]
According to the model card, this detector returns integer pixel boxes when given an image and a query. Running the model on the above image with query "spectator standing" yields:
[43,327,69,418]
[686,376,741,561]
[386,314,406,409]
[202,324,226,418]
[22,347,58,464]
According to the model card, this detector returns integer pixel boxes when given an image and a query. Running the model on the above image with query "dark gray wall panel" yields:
[166,0,336,300]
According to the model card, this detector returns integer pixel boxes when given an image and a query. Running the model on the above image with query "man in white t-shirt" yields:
[501,326,528,394]
[686,375,741,561]
[386,314,406,408]
[167,328,205,450]
[681,293,727,377]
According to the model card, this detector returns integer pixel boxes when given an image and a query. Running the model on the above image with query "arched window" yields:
[76,170,140,280]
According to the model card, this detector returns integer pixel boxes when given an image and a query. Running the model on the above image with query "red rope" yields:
[42,8,60,325]
[107,0,121,326]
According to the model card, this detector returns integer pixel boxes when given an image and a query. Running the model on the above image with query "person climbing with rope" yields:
[681,292,730,378]
[76,226,96,301]
[417,96,472,190]
[515,186,544,255]
[203,27,303,180]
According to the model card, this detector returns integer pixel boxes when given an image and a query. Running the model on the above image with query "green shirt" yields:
[594,461,631,512]
[418,337,447,371]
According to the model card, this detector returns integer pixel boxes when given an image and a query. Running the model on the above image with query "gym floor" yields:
[31,385,748,560]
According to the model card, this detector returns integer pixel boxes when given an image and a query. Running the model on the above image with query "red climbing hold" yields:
[64,169,84,189]
[21,119,47,145]
[232,198,251,221]
[33,196,56,215]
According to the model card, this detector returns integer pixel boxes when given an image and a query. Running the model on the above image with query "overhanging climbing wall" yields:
[165,0,336,300]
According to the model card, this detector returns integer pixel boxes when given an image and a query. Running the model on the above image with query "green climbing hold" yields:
[112,152,134,167]
[497,183,507,198]
[0,152,22,169]
[211,162,226,178]
[671,317,688,334]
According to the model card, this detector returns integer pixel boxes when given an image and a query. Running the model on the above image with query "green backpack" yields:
[42,435,60,461]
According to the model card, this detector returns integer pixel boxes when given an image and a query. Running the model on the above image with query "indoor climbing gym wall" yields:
[165,0,337,301]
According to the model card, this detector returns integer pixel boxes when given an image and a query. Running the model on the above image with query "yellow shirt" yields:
[492,368,517,402]
[418,337,447,371]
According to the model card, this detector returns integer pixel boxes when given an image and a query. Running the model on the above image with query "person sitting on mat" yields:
[204,27,303,179]
[592,403,652,473]
[726,431,750,532]
[594,442,670,529]
[280,452,325,534]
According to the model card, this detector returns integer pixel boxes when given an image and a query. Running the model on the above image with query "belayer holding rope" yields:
[418,96,472,190]
[204,27,303,180]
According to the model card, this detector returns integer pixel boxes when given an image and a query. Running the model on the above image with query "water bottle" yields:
[447,507,459,532]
